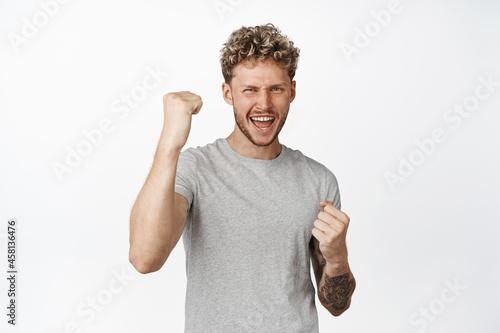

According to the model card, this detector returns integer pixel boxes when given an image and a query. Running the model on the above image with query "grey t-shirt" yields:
[175,138,341,333]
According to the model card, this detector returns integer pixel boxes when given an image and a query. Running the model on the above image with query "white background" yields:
[1,0,499,332]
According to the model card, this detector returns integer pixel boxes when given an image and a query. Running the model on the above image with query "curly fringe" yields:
[220,23,300,83]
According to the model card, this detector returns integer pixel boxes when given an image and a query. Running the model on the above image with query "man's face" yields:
[222,59,296,147]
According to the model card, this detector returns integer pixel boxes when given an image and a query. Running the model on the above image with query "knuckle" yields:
[164,92,179,101]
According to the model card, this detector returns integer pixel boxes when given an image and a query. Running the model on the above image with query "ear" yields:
[289,80,296,103]
[222,82,233,106]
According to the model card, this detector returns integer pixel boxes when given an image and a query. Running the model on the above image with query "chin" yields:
[249,134,277,147]
[252,140,273,147]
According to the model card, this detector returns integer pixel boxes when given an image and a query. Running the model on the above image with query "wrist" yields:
[325,259,350,276]
[158,134,183,155]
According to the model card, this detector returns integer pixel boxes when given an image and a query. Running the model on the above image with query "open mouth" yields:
[250,116,275,132]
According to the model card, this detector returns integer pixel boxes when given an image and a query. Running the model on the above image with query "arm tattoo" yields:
[310,237,355,311]
[318,272,356,311]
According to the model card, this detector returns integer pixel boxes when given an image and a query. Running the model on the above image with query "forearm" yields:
[317,262,356,316]
[129,134,182,272]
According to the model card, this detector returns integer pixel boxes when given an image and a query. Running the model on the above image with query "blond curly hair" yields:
[220,23,300,83]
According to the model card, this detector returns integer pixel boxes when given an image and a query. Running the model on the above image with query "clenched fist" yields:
[311,201,350,271]
[161,91,203,151]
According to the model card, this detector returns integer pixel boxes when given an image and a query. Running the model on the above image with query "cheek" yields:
[273,98,291,111]
[234,98,254,113]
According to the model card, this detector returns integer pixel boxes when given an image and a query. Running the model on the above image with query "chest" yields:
[191,165,323,253]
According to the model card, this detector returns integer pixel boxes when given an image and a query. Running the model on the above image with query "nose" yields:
[256,90,272,110]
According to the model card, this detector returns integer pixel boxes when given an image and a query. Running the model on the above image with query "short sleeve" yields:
[325,169,341,211]
[175,148,197,213]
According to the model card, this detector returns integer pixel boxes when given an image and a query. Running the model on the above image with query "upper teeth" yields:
[251,116,274,121]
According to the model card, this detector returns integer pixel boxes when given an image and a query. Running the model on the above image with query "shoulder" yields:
[179,138,223,161]
[283,144,337,180]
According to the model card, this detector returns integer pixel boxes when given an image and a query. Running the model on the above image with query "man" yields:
[129,23,355,332]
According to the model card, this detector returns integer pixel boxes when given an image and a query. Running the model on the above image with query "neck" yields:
[226,130,282,160]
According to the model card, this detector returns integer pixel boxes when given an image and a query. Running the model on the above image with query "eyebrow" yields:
[242,82,287,88]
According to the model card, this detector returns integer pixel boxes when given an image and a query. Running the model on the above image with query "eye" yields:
[272,87,283,91]
[244,88,255,92]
